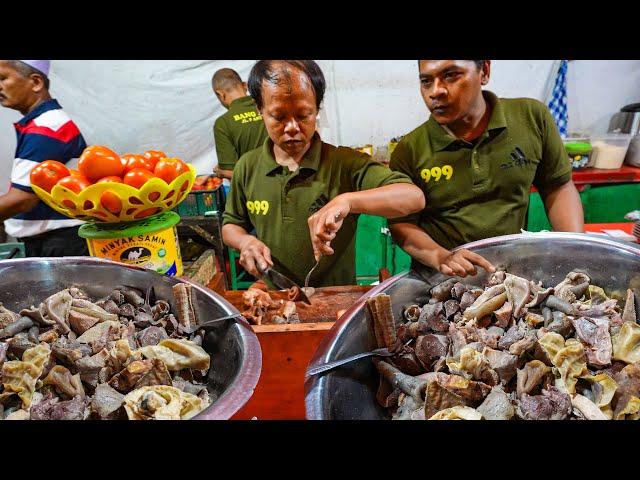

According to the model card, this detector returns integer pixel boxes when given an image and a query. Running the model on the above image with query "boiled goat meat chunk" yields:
[0,341,8,366]
[406,320,429,339]
[29,397,60,420]
[424,379,467,419]
[118,303,136,319]
[419,302,449,333]
[430,279,457,302]
[137,326,169,347]
[488,271,507,286]
[516,360,552,395]
[51,395,89,420]
[108,358,172,393]
[451,282,468,300]
[30,395,88,420]
[612,363,640,413]
[415,334,449,369]
[7,334,35,357]
[498,322,528,350]
[487,326,505,337]
[571,317,612,368]
[493,301,513,329]
[477,386,515,420]
[547,311,575,338]
[91,383,125,419]
[459,291,478,311]
[448,323,468,357]
[516,386,572,420]
[392,350,424,376]
[51,337,91,368]
[476,328,501,349]
[508,331,538,356]
[483,347,518,383]
[444,300,461,320]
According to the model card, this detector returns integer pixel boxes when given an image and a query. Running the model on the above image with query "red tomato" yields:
[100,192,122,214]
[123,168,157,189]
[57,175,91,194]
[96,176,123,184]
[134,207,160,219]
[78,145,125,183]
[94,176,124,214]
[122,154,155,173]
[154,158,190,184]
[143,150,167,169]
[29,160,71,193]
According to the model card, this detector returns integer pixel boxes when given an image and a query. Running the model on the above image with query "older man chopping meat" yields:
[222,60,425,287]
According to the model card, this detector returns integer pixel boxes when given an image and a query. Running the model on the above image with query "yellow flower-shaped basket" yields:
[32,164,196,223]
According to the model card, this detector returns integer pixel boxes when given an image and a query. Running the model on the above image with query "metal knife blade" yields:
[262,267,312,305]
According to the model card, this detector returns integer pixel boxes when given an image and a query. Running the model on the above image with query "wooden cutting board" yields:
[224,284,373,419]
[223,285,372,332]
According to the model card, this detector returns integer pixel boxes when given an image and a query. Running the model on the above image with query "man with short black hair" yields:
[390,60,584,278]
[0,60,88,257]
[212,68,268,180]
[222,60,425,287]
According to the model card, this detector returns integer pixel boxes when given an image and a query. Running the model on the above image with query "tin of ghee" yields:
[78,211,183,276]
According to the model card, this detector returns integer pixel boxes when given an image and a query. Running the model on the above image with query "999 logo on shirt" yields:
[246,200,270,215]
[420,165,453,183]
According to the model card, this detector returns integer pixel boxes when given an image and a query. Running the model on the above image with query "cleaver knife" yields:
[260,266,312,305]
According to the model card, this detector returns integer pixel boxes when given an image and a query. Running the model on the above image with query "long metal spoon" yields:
[306,339,412,377]
[304,213,342,289]
[183,313,245,334]
[304,256,322,290]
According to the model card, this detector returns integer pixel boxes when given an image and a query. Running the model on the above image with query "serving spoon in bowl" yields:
[306,339,413,377]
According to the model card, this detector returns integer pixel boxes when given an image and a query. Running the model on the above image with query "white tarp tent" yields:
[2,60,639,192]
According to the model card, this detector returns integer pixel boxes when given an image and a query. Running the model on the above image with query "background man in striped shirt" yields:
[0,60,89,257]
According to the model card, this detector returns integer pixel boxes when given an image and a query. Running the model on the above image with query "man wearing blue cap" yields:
[0,60,89,256]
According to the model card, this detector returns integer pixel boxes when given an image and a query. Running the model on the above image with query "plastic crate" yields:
[0,242,25,259]
[175,187,226,217]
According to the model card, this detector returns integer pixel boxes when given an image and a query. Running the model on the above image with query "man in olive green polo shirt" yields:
[390,60,584,278]
[212,68,269,180]
[222,60,425,287]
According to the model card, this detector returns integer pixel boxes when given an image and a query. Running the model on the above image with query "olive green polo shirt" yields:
[223,134,413,287]
[214,96,269,170]
[389,90,572,251]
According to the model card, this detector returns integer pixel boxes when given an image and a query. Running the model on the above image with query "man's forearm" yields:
[541,180,584,233]
[389,222,450,268]
[216,167,234,180]
[345,184,425,218]
[0,190,40,221]
[221,223,252,251]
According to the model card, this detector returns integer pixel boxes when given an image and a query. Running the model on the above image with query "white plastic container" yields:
[590,134,633,169]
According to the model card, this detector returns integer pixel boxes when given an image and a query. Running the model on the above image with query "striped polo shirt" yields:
[5,99,87,238]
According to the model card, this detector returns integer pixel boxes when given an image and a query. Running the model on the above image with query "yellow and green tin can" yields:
[78,211,183,276]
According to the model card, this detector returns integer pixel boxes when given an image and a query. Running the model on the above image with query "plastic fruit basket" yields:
[32,164,196,223]
[175,186,225,217]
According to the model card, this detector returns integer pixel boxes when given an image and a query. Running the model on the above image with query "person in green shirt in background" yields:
[211,68,269,180]
[390,60,584,278]
[222,60,425,287]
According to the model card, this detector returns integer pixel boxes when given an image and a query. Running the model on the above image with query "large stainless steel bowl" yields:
[305,233,640,420]
[0,257,261,420]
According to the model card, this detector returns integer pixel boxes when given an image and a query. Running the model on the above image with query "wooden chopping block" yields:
[223,284,372,329]
[228,284,373,420]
